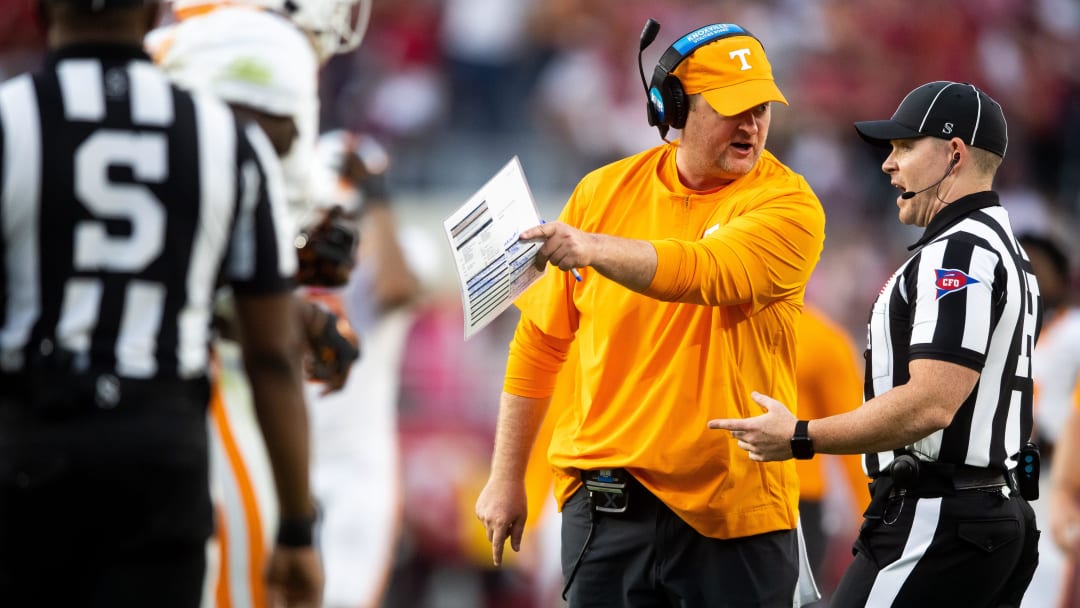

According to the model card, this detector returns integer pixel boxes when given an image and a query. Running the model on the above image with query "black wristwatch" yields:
[790,419,815,460]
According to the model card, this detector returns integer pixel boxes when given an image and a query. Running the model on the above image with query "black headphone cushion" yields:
[665,76,689,130]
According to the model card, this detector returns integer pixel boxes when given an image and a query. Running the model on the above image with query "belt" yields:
[952,466,1008,491]
[890,468,1007,497]
[864,457,1009,521]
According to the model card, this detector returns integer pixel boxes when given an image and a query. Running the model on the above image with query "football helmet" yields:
[170,0,371,61]
[153,6,322,213]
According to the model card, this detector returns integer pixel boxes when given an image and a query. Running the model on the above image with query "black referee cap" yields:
[854,81,1008,158]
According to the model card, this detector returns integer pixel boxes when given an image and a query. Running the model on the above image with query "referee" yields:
[711,81,1040,606]
[0,1,321,607]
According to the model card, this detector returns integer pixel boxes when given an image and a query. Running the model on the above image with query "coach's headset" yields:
[638,20,758,141]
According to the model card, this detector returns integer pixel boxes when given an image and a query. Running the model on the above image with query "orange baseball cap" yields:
[672,34,788,117]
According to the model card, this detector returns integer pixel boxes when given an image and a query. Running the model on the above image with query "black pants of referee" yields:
[0,392,213,608]
[831,487,1038,607]
[561,473,798,607]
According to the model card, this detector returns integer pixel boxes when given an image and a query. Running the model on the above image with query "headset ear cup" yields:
[666,78,688,130]
[646,97,660,126]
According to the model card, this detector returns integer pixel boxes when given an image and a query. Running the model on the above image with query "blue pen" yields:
[540,220,583,282]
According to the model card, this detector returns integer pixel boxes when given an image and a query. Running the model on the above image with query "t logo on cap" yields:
[728,49,752,70]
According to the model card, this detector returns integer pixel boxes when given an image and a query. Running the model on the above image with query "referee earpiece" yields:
[637,21,757,141]
[945,152,960,174]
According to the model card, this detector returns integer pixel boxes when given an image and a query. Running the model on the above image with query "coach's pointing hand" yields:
[519,221,659,292]
[709,392,798,461]
[521,221,595,274]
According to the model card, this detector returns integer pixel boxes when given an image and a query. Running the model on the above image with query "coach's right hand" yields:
[522,220,593,274]
[266,545,324,608]
[475,476,528,567]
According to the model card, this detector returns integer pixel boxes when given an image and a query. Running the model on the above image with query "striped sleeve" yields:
[907,237,1002,370]
[222,121,297,294]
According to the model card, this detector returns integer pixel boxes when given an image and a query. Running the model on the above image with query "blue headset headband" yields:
[653,23,750,78]
[646,22,754,136]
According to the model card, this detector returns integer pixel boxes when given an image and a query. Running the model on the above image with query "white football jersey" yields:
[1034,307,1080,443]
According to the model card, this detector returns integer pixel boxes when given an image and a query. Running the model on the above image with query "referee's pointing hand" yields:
[709,391,798,462]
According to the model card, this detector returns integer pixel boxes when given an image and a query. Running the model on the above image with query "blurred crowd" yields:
[3,0,1080,606]
[313,0,1080,335]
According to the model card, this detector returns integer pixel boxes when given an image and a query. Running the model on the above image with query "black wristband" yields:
[276,513,317,547]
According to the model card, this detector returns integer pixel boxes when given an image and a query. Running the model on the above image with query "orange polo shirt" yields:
[505,142,825,539]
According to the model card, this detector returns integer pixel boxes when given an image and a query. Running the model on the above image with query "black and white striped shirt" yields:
[863,191,1041,475]
[0,44,296,382]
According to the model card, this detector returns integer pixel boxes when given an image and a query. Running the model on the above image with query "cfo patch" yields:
[934,268,980,300]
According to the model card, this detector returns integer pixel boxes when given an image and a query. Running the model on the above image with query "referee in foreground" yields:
[711,81,1040,606]
[0,1,321,606]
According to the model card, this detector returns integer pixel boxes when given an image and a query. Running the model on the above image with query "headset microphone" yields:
[638,19,663,137]
[638,19,661,91]
[900,154,960,200]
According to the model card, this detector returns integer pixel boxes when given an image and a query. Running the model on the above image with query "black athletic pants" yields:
[561,473,798,608]
[831,486,1039,607]
[0,391,213,608]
